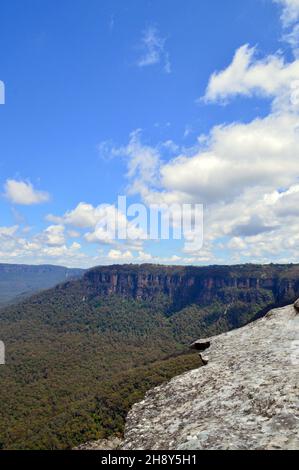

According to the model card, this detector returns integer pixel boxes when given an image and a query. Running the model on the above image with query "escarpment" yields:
[70,264,299,313]
[121,300,299,450]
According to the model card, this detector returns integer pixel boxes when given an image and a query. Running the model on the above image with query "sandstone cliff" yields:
[121,301,299,450]
[77,264,299,311]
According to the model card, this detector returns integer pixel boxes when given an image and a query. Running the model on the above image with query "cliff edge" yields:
[121,302,299,450]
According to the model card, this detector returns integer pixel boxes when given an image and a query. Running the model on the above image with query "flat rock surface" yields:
[122,304,299,450]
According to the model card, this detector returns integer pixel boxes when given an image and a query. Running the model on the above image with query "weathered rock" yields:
[74,436,123,450]
[121,304,299,450]
[294,298,299,312]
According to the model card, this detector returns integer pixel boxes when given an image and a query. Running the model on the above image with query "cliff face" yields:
[82,264,299,311]
[121,302,299,450]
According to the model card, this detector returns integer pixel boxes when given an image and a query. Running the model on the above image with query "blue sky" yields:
[0,0,299,267]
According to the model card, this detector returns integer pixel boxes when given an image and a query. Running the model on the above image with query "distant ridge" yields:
[0,263,85,307]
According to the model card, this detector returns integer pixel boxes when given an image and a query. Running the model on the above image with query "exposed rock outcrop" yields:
[121,301,299,450]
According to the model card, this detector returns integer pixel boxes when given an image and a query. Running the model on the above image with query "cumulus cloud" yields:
[47,202,103,228]
[231,216,278,238]
[0,224,86,267]
[4,179,50,205]
[159,113,299,204]
[203,44,299,104]
[266,184,299,217]
[113,37,299,263]
[137,26,171,73]
[123,1,299,266]
[40,225,66,247]
[107,249,133,261]
[48,200,147,250]
[92,20,299,264]
[275,0,299,26]
[0,225,19,237]
[154,111,299,259]
[272,0,299,57]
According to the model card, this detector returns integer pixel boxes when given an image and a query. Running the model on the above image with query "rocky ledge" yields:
[121,301,299,450]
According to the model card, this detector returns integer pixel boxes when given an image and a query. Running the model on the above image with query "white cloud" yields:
[275,0,299,26]
[265,184,299,216]
[0,224,86,267]
[137,26,171,73]
[270,1,299,59]
[283,22,299,57]
[166,2,297,263]
[113,91,299,263]
[159,113,299,204]
[203,44,299,104]
[4,179,50,205]
[93,21,299,266]
[47,202,103,228]
[41,225,65,247]
[47,200,146,250]
[67,229,80,238]
[0,225,19,237]
[107,249,133,261]
[42,241,81,259]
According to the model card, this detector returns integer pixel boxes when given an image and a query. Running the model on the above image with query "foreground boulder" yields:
[121,304,299,450]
